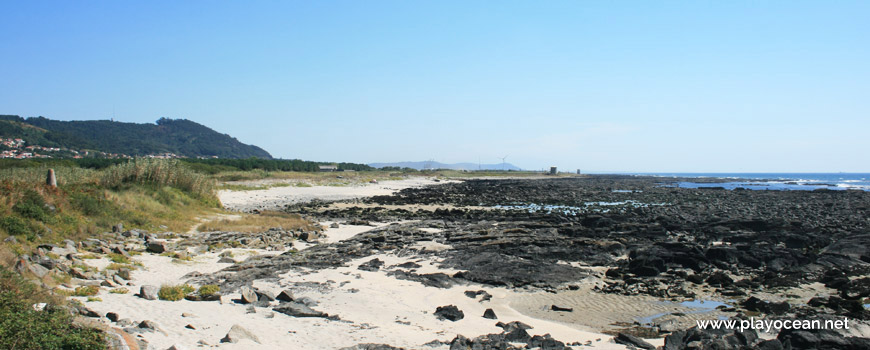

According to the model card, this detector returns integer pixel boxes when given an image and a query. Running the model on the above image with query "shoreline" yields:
[60,175,870,349]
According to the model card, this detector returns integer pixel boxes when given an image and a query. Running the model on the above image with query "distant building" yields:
[319,165,338,172]
[549,166,557,175]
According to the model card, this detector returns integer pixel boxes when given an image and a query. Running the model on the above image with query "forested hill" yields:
[0,115,272,159]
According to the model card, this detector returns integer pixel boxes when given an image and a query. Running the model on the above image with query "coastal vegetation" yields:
[0,266,106,349]
[0,155,568,349]
[0,159,221,349]
[1,115,272,159]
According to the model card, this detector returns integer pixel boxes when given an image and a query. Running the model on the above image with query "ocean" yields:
[633,173,870,191]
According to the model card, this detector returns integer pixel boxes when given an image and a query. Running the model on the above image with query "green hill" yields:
[0,115,272,159]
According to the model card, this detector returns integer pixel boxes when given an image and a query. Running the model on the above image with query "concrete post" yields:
[46,169,57,187]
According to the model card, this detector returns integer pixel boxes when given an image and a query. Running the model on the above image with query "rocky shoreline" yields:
[204,175,870,349]
[28,175,869,349]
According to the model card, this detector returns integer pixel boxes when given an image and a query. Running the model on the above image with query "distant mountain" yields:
[370,161,522,171]
[0,115,272,159]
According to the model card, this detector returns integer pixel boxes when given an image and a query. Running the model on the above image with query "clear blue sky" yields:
[2,1,868,172]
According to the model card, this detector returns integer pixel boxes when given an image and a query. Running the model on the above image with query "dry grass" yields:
[0,166,98,186]
[198,210,319,233]
[101,158,216,198]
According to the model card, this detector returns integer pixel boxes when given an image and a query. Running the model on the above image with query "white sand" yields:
[219,178,454,212]
[70,177,647,349]
[77,251,633,350]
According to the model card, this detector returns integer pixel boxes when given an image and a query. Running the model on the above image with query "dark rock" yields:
[76,305,100,318]
[496,321,533,335]
[705,271,734,287]
[756,339,783,350]
[395,261,421,269]
[255,289,276,302]
[358,258,385,272]
[387,270,454,288]
[550,305,573,312]
[137,320,160,331]
[146,240,167,254]
[106,312,119,322]
[615,333,655,350]
[742,296,790,315]
[276,289,295,302]
[526,334,567,350]
[273,302,328,318]
[434,305,464,321]
[482,308,497,319]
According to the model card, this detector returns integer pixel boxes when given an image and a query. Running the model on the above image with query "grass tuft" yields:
[198,210,318,233]
[158,284,195,301]
[198,284,220,297]
[73,285,100,297]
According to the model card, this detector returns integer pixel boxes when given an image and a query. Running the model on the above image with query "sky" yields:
[2,1,868,172]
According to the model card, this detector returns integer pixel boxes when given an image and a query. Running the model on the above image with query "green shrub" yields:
[158,284,195,301]
[107,253,130,264]
[70,191,115,217]
[198,284,220,297]
[0,216,30,236]
[0,266,106,349]
[109,288,128,294]
[13,189,53,222]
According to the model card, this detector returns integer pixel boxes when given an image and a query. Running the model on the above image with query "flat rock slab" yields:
[273,302,328,318]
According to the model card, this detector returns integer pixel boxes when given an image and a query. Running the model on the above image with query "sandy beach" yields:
[66,178,657,349]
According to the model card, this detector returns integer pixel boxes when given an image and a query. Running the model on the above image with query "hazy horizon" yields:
[2,1,868,172]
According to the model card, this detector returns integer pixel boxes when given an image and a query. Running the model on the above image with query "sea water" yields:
[637,173,870,191]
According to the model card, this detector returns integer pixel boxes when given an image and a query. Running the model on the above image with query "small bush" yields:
[109,288,128,294]
[105,263,135,271]
[73,285,100,297]
[158,284,195,301]
[13,189,53,222]
[0,266,106,349]
[198,284,220,297]
[70,192,115,217]
[86,296,102,302]
[0,216,30,237]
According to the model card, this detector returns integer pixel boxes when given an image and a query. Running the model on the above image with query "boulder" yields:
[240,286,258,304]
[220,324,261,344]
[146,240,167,254]
[276,289,295,302]
[482,308,497,319]
[255,289,276,302]
[139,285,159,300]
[138,320,161,332]
[742,296,790,315]
[434,305,464,321]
